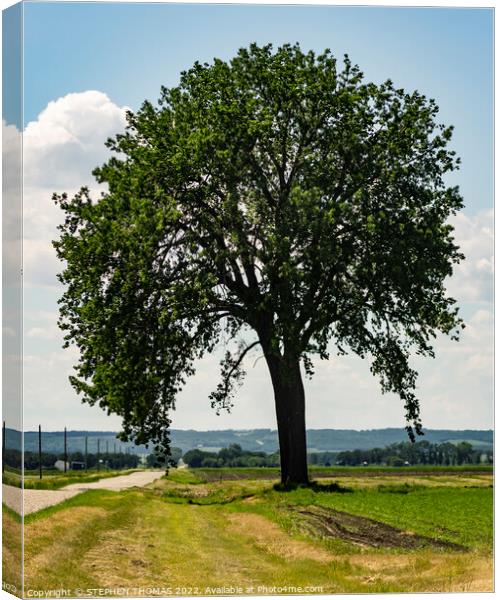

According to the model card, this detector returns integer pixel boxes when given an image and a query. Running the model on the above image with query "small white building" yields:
[54,460,70,472]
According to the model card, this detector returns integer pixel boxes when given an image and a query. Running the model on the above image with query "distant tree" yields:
[23,451,59,470]
[183,449,215,468]
[3,449,22,470]
[54,43,464,485]
[308,453,318,465]
[218,444,243,463]
[455,441,473,465]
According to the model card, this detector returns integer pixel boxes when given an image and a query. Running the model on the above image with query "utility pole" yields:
[85,436,88,471]
[2,421,5,474]
[97,439,100,471]
[64,427,67,473]
[38,425,42,480]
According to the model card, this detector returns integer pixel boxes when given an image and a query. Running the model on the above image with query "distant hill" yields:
[169,428,493,454]
[6,427,493,455]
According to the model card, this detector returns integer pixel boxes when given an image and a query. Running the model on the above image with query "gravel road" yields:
[2,470,164,515]
[63,470,163,491]
[2,484,23,514]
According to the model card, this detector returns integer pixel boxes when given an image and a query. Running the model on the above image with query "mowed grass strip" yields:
[154,470,493,551]
[2,504,23,592]
[7,470,493,595]
[21,489,359,594]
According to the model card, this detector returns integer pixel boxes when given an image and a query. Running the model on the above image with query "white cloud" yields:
[2,119,22,195]
[23,91,128,189]
[413,306,493,429]
[27,325,60,341]
[2,119,22,287]
[302,302,493,431]
[447,209,493,304]
[4,92,129,430]
[25,309,62,341]
[21,91,129,289]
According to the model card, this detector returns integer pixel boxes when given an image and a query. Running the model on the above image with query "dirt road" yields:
[63,470,163,491]
[2,470,164,515]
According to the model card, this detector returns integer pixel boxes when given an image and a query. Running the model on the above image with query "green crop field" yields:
[3,466,493,596]
[193,464,492,481]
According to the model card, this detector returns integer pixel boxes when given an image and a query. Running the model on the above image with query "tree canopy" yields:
[53,43,464,474]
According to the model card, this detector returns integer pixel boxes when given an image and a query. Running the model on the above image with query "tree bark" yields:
[266,354,309,486]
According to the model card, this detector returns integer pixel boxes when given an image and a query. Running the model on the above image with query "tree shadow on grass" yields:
[273,480,353,493]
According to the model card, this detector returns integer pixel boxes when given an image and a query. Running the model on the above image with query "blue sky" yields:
[20,3,494,213]
[2,2,493,431]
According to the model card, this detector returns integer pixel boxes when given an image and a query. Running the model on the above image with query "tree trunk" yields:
[266,354,309,486]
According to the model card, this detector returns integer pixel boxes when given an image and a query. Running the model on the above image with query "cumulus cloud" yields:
[2,119,22,286]
[23,90,128,189]
[3,120,23,429]
[412,305,493,429]
[3,119,22,194]
[7,92,129,429]
[447,210,493,304]
[21,91,129,289]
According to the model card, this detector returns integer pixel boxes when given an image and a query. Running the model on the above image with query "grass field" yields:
[3,466,493,596]
[2,504,22,595]
[194,464,492,481]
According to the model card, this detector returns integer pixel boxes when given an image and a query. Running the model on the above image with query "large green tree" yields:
[54,43,463,485]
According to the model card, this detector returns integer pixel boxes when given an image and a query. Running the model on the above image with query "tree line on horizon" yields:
[178,440,491,469]
[3,449,140,471]
[332,440,491,467]
[5,440,491,473]
[177,444,280,469]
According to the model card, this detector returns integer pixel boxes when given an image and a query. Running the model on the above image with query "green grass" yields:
[307,464,493,474]
[161,478,270,505]
[157,470,493,550]
[2,469,22,488]
[256,483,493,551]
[2,504,22,595]
[194,464,492,480]
[3,468,493,595]
[164,468,205,485]
[23,489,121,524]
[3,464,490,488]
